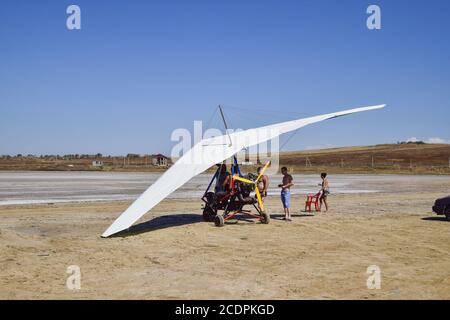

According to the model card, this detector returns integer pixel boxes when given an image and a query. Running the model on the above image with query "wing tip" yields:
[101,228,114,238]
[362,104,385,109]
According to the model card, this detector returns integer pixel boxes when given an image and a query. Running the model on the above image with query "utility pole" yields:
[305,157,312,167]
[371,156,374,168]
[341,159,344,168]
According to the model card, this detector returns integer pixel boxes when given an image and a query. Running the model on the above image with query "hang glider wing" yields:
[102,104,385,237]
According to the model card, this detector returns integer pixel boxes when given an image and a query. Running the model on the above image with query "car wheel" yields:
[445,207,450,221]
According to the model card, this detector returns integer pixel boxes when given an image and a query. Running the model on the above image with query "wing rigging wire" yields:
[220,104,308,152]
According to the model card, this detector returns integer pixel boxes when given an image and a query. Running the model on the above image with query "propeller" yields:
[233,160,271,212]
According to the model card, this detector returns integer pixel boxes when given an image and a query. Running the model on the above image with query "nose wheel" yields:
[260,212,270,224]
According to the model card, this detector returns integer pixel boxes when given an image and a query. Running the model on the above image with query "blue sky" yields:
[1,0,449,155]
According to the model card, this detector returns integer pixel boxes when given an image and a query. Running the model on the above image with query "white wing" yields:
[102,104,385,237]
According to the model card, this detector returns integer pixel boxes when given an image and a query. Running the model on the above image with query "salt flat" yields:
[1,171,449,205]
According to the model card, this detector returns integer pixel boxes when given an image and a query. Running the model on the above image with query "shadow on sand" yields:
[223,213,316,224]
[271,213,315,220]
[421,216,449,222]
[111,213,203,238]
[110,212,318,237]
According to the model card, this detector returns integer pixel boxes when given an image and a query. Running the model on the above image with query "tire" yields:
[214,215,225,227]
[260,212,270,224]
[202,206,216,222]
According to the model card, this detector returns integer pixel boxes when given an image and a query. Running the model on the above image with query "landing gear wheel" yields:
[202,206,216,222]
[214,215,225,227]
[260,212,270,224]
[445,213,450,221]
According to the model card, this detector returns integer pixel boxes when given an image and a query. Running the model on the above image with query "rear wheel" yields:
[202,206,216,222]
[214,215,224,227]
[260,212,270,224]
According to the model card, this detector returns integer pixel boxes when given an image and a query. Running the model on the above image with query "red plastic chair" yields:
[305,192,321,212]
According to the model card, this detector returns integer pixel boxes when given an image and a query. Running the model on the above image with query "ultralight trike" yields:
[201,158,271,227]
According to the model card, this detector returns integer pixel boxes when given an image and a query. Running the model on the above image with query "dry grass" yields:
[279,143,450,175]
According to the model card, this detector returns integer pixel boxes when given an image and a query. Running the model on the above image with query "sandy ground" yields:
[1,190,450,299]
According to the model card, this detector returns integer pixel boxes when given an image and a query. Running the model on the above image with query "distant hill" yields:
[0,154,171,172]
[1,143,449,174]
[279,143,450,174]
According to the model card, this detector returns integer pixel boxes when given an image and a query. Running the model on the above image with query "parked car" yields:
[432,196,450,220]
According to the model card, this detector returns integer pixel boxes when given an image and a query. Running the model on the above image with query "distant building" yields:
[92,160,104,167]
[126,153,140,158]
[151,154,169,167]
